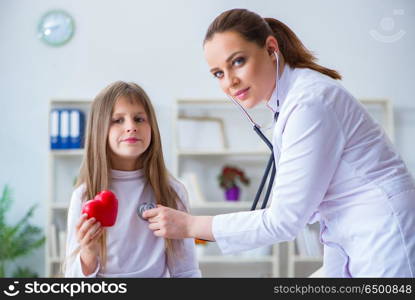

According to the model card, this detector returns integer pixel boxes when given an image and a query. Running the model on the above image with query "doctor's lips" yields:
[234,87,250,100]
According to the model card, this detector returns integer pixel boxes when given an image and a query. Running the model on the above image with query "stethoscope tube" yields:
[228,51,281,211]
[225,102,277,211]
[251,154,274,210]
[253,125,273,150]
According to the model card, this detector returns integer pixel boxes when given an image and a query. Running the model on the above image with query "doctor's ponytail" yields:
[204,8,341,80]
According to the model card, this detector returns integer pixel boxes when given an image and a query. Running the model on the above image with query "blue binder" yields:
[60,109,70,149]
[50,108,86,150]
[50,109,60,149]
[69,109,85,149]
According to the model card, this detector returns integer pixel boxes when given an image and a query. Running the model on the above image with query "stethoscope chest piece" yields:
[137,202,156,220]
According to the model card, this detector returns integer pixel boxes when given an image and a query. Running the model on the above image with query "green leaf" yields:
[0,184,45,277]
[12,266,39,278]
[0,185,12,227]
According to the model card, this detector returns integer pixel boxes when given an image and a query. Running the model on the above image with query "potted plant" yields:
[0,185,45,277]
[217,165,250,201]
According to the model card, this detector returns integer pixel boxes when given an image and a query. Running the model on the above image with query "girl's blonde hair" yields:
[63,81,183,275]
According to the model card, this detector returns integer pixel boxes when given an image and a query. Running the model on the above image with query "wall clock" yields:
[38,10,75,46]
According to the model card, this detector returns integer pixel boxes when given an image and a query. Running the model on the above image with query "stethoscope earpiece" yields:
[137,202,156,220]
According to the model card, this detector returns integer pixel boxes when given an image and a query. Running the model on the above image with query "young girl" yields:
[64,81,201,277]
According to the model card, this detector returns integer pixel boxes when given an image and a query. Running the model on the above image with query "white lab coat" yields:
[212,65,415,277]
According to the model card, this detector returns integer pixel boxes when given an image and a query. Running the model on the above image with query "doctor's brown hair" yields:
[204,8,341,80]
[63,81,184,274]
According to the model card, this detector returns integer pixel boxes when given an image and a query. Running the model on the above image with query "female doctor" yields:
[144,8,415,277]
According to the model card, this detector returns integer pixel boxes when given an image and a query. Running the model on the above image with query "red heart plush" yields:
[81,190,118,227]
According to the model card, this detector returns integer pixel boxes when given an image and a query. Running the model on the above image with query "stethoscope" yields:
[138,51,281,219]
[227,51,280,211]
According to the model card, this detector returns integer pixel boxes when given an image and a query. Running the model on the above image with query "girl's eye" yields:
[213,71,224,79]
[232,56,245,67]
[135,116,145,122]
[112,118,123,124]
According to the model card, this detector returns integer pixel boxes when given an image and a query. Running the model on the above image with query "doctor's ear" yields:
[265,35,279,56]
[267,48,279,61]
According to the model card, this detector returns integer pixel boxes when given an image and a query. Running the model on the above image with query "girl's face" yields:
[204,31,277,109]
[108,96,151,171]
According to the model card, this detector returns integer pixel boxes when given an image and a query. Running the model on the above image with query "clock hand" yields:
[44,24,60,30]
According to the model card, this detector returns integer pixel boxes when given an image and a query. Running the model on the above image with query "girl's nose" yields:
[126,128,137,133]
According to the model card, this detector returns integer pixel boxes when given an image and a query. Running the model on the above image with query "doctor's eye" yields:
[232,56,246,67]
[213,70,224,79]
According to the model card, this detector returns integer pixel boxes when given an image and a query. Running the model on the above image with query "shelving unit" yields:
[286,223,323,277]
[173,98,284,277]
[46,99,91,277]
[360,98,394,142]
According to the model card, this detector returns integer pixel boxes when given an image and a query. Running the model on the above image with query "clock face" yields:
[38,10,75,46]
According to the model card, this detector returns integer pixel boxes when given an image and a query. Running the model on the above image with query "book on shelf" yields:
[69,110,85,149]
[50,108,85,150]
[50,110,60,149]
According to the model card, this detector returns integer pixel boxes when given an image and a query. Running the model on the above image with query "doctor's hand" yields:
[143,205,215,241]
[143,205,192,239]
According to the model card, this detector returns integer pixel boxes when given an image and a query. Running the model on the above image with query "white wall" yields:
[0,0,414,276]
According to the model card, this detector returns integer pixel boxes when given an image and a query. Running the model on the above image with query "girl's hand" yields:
[143,205,192,239]
[76,213,103,274]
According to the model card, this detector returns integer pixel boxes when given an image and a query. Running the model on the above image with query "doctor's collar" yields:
[266,64,293,114]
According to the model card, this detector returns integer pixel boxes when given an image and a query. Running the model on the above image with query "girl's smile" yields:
[121,137,141,144]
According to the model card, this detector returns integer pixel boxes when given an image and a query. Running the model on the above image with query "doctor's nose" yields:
[225,74,240,90]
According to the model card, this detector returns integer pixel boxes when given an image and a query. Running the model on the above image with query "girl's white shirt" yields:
[212,65,415,277]
[65,169,201,278]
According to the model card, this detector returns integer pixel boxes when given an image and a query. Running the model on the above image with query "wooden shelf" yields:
[292,255,323,263]
[178,150,269,156]
[50,149,84,157]
[51,203,69,210]
[198,255,273,264]
[50,257,63,264]
[190,202,253,214]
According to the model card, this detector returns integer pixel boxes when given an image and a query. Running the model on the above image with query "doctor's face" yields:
[204,31,277,109]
